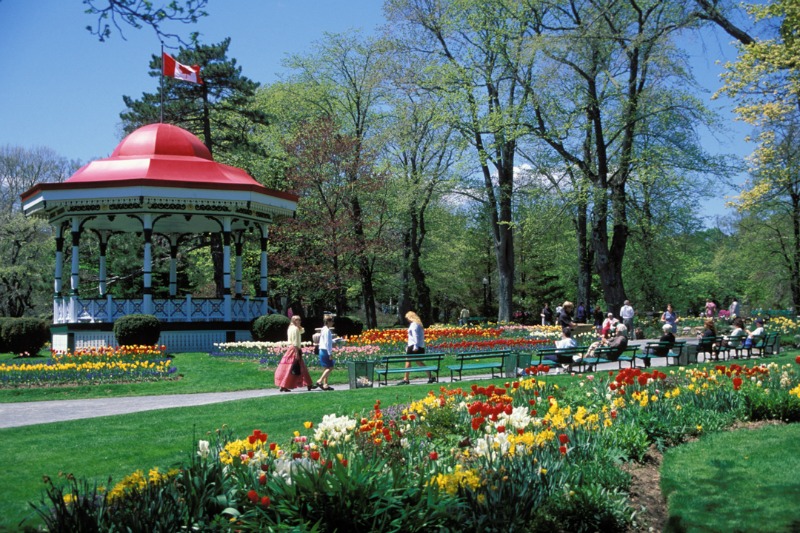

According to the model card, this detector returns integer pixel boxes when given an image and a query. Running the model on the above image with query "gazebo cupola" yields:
[21,123,298,352]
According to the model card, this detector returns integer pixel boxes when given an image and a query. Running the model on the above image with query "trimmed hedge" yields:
[113,314,161,346]
[1,317,50,356]
[251,314,291,342]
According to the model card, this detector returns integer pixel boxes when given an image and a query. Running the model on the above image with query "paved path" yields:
[0,338,687,430]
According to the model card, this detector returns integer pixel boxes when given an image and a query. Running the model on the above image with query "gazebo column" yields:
[142,214,153,315]
[69,216,81,322]
[168,234,179,297]
[234,231,244,298]
[54,224,65,296]
[97,230,110,297]
[259,224,269,315]
[53,224,65,322]
[223,217,232,321]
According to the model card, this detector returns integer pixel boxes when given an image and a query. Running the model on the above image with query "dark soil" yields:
[623,420,786,532]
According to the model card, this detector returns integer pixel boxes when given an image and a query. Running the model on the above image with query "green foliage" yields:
[741,386,800,422]
[113,314,161,346]
[0,316,12,353]
[250,314,290,342]
[530,483,632,533]
[237,454,458,531]
[0,317,49,356]
[604,424,651,463]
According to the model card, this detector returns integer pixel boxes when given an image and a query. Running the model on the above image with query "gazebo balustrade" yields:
[56,294,268,324]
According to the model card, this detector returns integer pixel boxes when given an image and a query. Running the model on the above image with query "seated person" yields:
[600,313,616,338]
[724,317,747,352]
[585,323,628,360]
[644,323,675,367]
[696,318,716,352]
[544,327,578,371]
[742,318,765,349]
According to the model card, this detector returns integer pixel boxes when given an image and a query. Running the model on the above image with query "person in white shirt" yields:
[397,311,434,385]
[742,318,765,349]
[620,300,635,339]
[315,315,342,391]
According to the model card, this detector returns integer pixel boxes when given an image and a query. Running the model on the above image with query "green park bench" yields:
[375,352,444,386]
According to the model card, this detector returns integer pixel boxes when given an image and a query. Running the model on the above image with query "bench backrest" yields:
[379,353,444,364]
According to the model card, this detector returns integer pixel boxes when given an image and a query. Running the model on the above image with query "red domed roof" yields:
[20,123,298,206]
[111,123,213,160]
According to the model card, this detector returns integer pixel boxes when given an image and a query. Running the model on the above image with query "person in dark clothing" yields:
[558,301,576,330]
[593,305,604,333]
[541,303,553,326]
[643,323,675,368]
[576,302,587,323]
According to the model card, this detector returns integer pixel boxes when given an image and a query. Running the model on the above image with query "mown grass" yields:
[662,422,800,532]
[0,351,522,403]
[0,378,475,531]
[2,350,799,531]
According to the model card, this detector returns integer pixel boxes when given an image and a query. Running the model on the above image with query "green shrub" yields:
[334,315,363,337]
[0,317,50,356]
[113,314,161,346]
[251,314,290,342]
[0,316,14,353]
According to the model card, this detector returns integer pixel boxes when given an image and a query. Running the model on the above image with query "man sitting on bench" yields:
[585,323,629,361]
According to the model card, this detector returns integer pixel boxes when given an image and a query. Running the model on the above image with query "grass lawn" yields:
[1,350,799,531]
[0,377,473,531]
[662,422,800,532]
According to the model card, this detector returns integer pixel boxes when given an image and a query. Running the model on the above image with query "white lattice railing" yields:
[53,295,268,324]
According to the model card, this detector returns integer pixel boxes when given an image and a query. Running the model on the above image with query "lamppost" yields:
[482,277,489,317]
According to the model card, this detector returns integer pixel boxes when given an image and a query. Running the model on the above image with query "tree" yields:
[284,32,390,329]
[0,145,77,214]
[508,0,716,316]
[0,146,78,317]
[276,117,378,316]
[385,0,541,322]
[383,78,461,325]
[83,0,208,45]
[706,0,800,307]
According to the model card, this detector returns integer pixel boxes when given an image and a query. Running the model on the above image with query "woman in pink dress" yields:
[274,315,315,392]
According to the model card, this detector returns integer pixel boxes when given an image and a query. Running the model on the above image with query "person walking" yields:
[274,315,315,392]
[729,298,741,318]
[660,303,678,334]
[397,311,434,385]
[314,314,340,391]
[620,300,635,339]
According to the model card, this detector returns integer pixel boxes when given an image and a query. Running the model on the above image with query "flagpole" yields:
[160,42,164,123]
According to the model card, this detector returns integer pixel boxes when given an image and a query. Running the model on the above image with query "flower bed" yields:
[0,345,175,388]
[36,357,800,530]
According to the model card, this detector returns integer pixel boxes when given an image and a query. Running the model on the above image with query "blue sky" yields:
[0,0,751,219]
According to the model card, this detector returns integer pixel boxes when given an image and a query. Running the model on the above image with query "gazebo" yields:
[21,123,298,352]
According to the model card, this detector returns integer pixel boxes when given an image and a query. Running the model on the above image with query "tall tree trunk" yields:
[592,184,628,316]
[349,195,377,329]
[397,230,411,324]
[792,192,800,309]
[409,210,434,326]
[576,187,591,309]
[409,206,433,326]
[483,152,515,323]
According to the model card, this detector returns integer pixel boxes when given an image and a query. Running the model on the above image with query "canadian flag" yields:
[162,52,203,85]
